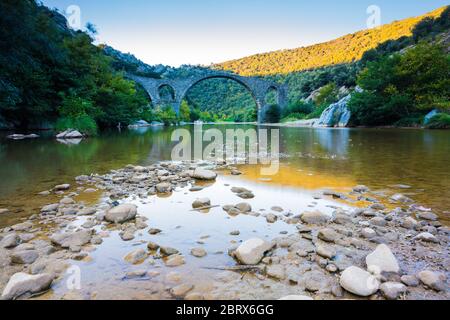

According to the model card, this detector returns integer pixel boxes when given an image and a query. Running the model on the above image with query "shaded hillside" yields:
[215,7,447,76]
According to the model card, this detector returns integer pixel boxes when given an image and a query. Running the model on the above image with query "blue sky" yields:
[42,0,449,66]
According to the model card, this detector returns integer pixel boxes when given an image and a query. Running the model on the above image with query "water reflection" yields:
[0,125,449,222]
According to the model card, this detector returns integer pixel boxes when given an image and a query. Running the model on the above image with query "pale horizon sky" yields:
[42,0,449,67]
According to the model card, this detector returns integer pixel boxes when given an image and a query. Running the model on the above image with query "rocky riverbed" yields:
[0,160,448,300]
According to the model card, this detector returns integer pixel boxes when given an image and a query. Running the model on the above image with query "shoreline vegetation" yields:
[0,160,448,300]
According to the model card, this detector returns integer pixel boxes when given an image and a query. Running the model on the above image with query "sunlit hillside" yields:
[215,6,447,76]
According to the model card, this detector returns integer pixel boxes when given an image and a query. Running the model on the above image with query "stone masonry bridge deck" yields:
[127,72,288,123]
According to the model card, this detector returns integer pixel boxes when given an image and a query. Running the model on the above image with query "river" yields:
[1,124,449,226]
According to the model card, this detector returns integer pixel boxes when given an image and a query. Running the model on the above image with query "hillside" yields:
[215,6,447,76]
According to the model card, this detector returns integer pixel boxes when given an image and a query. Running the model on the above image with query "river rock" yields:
[165,254,185,267]
[147,241,160,251]
[401,275,419,287]
[0,208,10,215]
[365,244,400,274]
[170,284,193,298]
[234,238,274,265]
[235,202,252,213]
[390,194,413,203]
[265,264,286,280]
[417,212,438,221]
[401,217,418,230]
[56,130,83,139]
[370,217,387,227]
[1,272,54,300]
[54,184,70,191]
[361,228,377,239]
[104,204,137,223]
[1,233,21,248]
[266,213,278,223]
[50,230,92,251]
[41,203,59,213]
[414,232,438,243]
[340,266,380,297]
[156,182,172,193]
[380,282,407,300]
[418,270,446,291]
[192,198,211,209]
[124,249,147,265]
[353,185,369,193]
[12,222,33,231]
[318,228,339,242]
[301,211,330,225]
[78,207,96,216]
[11,250,39,265]
[60,197,75,205]
[191,247,207,258]
[237,191,255,199]
[192,168,217,180]
[160,246,179,256]
[316,244,336,259]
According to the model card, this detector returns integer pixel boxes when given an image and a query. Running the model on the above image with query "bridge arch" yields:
[180,74,260,109]
[158,84,176,102]
[127,73,288,123]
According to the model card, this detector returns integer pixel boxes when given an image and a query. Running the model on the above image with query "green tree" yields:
[349,43,450,126]
[179,100,191,122]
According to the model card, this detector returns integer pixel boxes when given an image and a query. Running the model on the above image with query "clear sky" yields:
[42,0,449,67]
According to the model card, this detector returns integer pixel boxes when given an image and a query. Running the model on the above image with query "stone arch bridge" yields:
[127,72,288,123]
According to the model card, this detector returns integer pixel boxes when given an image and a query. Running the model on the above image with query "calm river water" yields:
[0,124,449,226]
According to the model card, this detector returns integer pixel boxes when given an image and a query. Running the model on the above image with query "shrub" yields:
[426,113,450,129]
[55,114,98,136]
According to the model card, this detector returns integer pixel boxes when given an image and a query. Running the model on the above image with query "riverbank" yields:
[0,160,448,300]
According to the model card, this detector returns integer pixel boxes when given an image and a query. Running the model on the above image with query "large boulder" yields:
[192,168,217,181]
[104,204,137,223]
[317,95,352,127]
[1,272,54,300]
[234,238,273,265]
[56,129,84,139]
[340,266,380,297]
[365,244,400,274]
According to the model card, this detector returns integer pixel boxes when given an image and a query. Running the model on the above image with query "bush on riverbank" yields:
[426,113,450,129]
[348,42,450,126]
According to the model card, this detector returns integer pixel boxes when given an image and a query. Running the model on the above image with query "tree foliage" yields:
[0,0,149,132]
[349,43,450,126]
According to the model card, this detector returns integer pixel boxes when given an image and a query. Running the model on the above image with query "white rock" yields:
[366,244,400,274]
[192,168,217,180]
[234,238,274,265]
[414,232,438,243]
[340,266,380,297]
[104,204,137,223]
[1,272,54,300]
